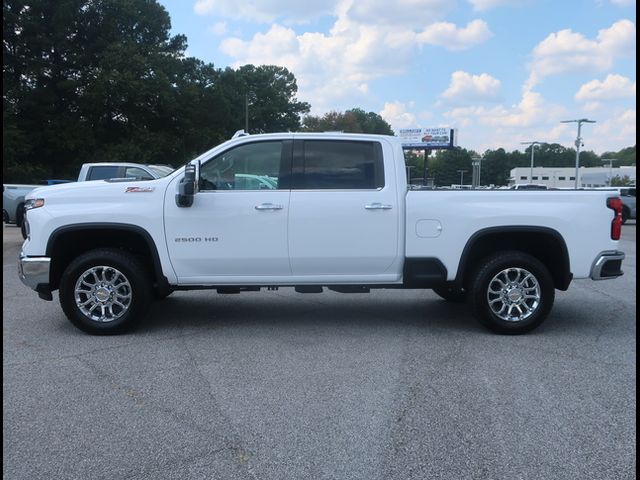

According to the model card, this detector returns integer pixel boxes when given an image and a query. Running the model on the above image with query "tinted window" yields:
[559,176,566,180]
[200,141,283,190]
[299,140,383,189]
[542,176,549,180]
[88,166,120,180]
[520,176,527,180]
[125,167,154,180]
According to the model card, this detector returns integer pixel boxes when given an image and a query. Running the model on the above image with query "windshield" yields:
[147,165,175,178]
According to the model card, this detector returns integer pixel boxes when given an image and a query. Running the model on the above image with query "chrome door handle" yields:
[365,203,393,210]
[255,203,284,210]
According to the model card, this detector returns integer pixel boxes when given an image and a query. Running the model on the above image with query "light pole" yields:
[245,92,249,133]
[471,156,482,188]
[602,158,618,186]
[561,118,596,189]
[457,169,467,187]
[521,141,544,184]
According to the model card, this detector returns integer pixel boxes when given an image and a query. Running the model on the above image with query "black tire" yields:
[432,285,466,303]
[59,248,152,335]
[20,221,27,239]
[621,207,629,225]
[470,251,554,335]
[16,204,24,227]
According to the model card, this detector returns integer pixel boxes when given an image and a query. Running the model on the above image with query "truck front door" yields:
[164,139,292,283]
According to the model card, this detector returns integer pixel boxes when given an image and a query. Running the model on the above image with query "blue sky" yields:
[159,0,636,154]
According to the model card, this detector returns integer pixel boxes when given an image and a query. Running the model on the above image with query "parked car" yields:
[5,163,174,239]
[596,186,636,223]
[3,180,74,237]
[509,184,548,190]
[77,163,174,182]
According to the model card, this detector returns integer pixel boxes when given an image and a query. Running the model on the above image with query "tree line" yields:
[3,0,635,184]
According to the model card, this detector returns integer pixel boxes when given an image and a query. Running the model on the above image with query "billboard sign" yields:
[397,127,456,149]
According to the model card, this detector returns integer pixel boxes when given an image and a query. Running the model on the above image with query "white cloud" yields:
[590,109,636,152]
[347,0,453,28]
[220,12,492,111]
[575,74,636,101]
[380,102,417,130]
[526,20,636,90]
[209,21,227,36]
[417,20,493,51]
[609,0,634,6]
[467,0,525,11]
[441,71,501,102]
[444,90,565,129]
[194,0,340,23]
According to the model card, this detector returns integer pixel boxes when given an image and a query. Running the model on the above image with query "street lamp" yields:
[471,155,482,188]
[602,158,618,186]
[521,141,544,184]
[457,169,467,187]
[561,118,596,189]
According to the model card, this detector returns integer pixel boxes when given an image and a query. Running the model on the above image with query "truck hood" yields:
[25,178,169,200]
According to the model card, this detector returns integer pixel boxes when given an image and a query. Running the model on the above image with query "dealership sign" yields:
[397,127,457,149]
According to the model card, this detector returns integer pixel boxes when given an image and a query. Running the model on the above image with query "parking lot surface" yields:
[3,223,636,480]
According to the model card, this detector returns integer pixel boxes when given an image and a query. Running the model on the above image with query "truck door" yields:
[164,139,292,283]
[288,138,400,279]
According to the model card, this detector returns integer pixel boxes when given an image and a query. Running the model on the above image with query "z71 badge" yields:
[125,186,155,193]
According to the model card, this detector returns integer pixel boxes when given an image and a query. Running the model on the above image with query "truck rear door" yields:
[287,137,400,279]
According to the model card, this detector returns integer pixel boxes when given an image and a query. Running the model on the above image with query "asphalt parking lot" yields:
[3,223,636,480]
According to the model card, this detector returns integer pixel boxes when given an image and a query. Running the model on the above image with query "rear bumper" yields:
[590,251,625,280]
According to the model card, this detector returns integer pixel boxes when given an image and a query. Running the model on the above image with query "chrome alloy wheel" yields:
[486,267,541,322]
[74,266,132,322]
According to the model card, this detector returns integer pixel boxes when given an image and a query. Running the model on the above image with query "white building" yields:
[509,166,636,188]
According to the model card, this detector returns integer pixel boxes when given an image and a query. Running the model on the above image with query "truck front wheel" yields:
[59,249,152,335]
[470,251,554,334]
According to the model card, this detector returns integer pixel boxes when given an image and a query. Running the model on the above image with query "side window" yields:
[125,167,154,180]
[200,141,283,191]
[299,140,384,190]
[88,166,119,180]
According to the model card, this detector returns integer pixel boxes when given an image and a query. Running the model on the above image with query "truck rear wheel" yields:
[59,249,152,335]
[470,251,554,334]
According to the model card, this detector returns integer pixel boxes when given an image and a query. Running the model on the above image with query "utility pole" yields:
[561,118,596,189]
[521,141,543,184]
[457,169,467,187]
[245,93,249,133]
[602,158,618,186]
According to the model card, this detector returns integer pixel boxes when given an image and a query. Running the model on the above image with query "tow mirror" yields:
[176,162,199,207]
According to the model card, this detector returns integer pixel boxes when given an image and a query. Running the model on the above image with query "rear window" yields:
[87,166,119,180]
[298,140,384,190]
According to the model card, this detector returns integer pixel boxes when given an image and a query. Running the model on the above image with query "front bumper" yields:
[19,252,51,290]
[590,250,625,280]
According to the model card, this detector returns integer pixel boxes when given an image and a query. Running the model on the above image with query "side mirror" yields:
[176,162,198,207]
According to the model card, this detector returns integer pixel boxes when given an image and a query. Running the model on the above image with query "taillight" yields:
[607,197,623,240]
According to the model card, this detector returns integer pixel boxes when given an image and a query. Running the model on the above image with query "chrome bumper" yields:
[590,251,625,280]
[19,252,51,290]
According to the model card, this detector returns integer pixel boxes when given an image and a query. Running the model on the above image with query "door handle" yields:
[255,203,284,210]
[365,203,393,210]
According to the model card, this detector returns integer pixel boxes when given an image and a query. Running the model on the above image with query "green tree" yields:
[302,108,393,134]
[216,65,310,136]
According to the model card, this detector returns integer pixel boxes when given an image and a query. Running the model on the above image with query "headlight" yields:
[24,198,45,210]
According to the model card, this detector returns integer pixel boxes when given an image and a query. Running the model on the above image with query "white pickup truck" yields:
[19,132,626,335]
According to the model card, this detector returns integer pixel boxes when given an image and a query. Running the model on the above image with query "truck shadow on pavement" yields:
[139,292,487,336]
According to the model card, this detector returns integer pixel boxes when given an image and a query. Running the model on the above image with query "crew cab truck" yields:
[19,132,626,335]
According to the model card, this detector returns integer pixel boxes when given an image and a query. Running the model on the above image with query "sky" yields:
[158,0,636,155]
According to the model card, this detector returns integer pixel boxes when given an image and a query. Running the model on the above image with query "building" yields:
[509,166,636,188]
